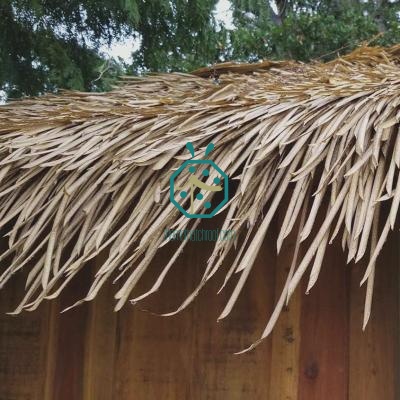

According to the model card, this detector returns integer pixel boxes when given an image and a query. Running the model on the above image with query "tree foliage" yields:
[227,0,400,62]
[0,0,141,97]
[1,0,400,99]
[128,0,224,73]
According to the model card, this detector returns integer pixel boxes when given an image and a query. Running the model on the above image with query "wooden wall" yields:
[0,222,399,400]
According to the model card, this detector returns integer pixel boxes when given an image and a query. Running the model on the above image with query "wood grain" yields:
[349,229,400,400]
[0,242,49,400]
[112,240,196,400]
[297,238,349,400]
[269,230,301,400]
[0,229,398,399]
[49,266,91,400]
[82,252,117,400]
[189,223,276,399]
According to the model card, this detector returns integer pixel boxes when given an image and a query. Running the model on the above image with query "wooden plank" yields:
[112,243,196,400]
[0,290,49,400]
[397,230,400,400]
[48,265,91,400]
[188,225,277,399]
[0,225,398,400]
[297,239,349,400]
[82,253,117,400]
[349,230,400,400]
[42,301,57,400]
[269,229,301,400]
[112,216,277,399]
[0,241,50,400]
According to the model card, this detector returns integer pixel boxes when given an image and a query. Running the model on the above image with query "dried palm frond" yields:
[0,45,399,352]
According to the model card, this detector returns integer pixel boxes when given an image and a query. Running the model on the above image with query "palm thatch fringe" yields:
[0,45,399,352]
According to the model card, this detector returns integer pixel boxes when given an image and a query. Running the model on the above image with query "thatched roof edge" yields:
[0,45,399,351]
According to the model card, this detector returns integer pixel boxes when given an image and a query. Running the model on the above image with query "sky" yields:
[100,0,234,63]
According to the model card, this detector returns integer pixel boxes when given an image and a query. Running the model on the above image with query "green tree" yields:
[0,0,141,98]
[0,0,222,98]
[128,0,225,73]
[2,0,400,100]
[227,0,400,62]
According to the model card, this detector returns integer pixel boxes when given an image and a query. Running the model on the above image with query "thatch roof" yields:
[0,45,399,352]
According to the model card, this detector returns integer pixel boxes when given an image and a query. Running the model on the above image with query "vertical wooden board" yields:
[188,227,277,399]
[349,230,400,400]
[49,265,91,400]
[0,230,50,400]
[82,264,117,400]
[0,275,50,400]
[112,244,196,400]
[112,215,277,400]
[397,231,400,400]
[42,301,57,400]
[297,239,349,400]
[269,231,301,400]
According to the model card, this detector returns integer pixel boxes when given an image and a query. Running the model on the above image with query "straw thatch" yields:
[0,45,399,352]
